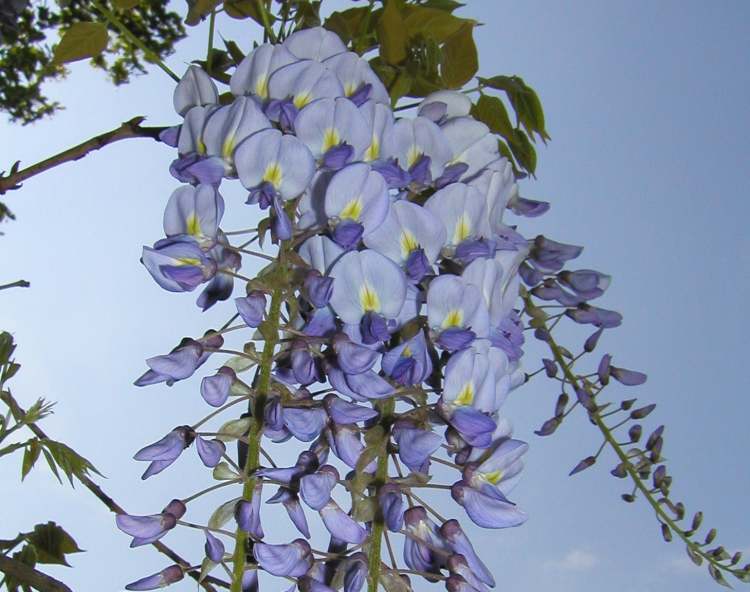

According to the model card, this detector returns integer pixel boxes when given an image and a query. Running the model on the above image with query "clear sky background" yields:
[1,1,749,591]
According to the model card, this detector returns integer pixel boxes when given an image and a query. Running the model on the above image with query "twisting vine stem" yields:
[230,245,287,591]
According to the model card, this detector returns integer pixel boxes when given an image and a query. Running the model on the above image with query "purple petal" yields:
[236,292,266,327]
[253,539,312,577]
[300,465,339,510]
[125,565,183,591]
[196,437,226,468]
[204,530,225,562]
[451,482,527,529]
[200,366,235,407]
[320,501,367,544]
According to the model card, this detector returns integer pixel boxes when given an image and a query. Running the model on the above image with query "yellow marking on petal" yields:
[364,135,380,161]
[294,91,313,109]
[344,82,357,96]
[339,198,363,221]
[196,138,207,156]
[442,309,464,329]
[484,470,503,485]
[406,144,423,168]
[255,75,269,99]
[222,134,236,160]
[263,162,283,189]
[455,382,474,406]
[322,128,341,153]
[399,230,419,258]
[402,346,413,358]
[359,283,380,312]
[186,213,201,237]
[452,213,471,244]
[177,257,201,266]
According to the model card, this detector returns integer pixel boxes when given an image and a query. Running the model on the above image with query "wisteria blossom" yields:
[123,23,631,592]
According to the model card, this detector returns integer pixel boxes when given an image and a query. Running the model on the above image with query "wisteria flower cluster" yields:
[121,26,598,592]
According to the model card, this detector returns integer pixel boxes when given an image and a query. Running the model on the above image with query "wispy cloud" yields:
[544,549,599,571]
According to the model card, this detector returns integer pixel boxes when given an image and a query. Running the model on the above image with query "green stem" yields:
[367,397,395,592]
[254,0,277,43]
[206,9,217,76]
[90,0,180,82]
[230,251,286,591]
[522,292,741,581]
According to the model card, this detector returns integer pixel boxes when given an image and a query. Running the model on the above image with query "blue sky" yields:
[1,1,749,591]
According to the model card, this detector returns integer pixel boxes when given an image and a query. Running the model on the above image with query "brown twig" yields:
[0,118,166,195]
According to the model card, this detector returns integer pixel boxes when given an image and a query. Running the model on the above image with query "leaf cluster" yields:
[0,0,185,124]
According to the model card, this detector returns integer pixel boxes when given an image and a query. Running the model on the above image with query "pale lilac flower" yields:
[235,128,315,201]
[283,27,347,61]
[324,163,389,247]
[298,234,345,274]
[324,51,390,105]
[424,183,488,250]
[230,43,296,99]
[364,200,446,279]
[426,274,489,349]
[267,59,344,110]
[465,438,528,497]
[174,65,218,116]
[163,184,224,247]
[441,117,498,180]
[236,291,267,327]
[358,100,394,162]
[201,97,270,172]
[141,237,217,293]
[381,332,432,386]
[295,97,370,165]
[329,249,407,325]
[418,90,472,122]
[382,116,452,183]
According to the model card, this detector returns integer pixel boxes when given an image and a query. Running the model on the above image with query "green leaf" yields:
[508,129,537,175]
[378,1,408,65]
[21,439,41,480]
[472,94,514,138]
[208,497,241,530]
[52,22,109,65]
[223,39,245,64]
[223,0,263,23]
[0,331,15,364]
[185,0,222,26]
[403,6,465,42]
[113,0,140,9]
[479,75,549,141]
[324,6,372,49]
[40,439,102,486]
[23,522,83,566]
[216,417,251,442]
[441,22,478,88]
